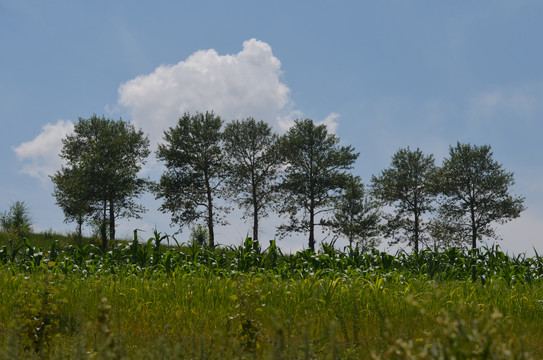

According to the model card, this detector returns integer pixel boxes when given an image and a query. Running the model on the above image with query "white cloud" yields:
[317,112,340,134]
[118,38,303,144]
[276,111,339,134]
[14,39,307,182]
[13,120,74,181]
[114,36,345,247]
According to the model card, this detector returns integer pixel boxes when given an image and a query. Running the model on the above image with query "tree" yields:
[52,166,93,243]
[434,142,525,249]
[223,118,282,247]
[277,119,359,251]
[326,175,381,249]
[51,115,150,250]
[371,147,436,253]
[0,201,32,238]
[155,112,227,248]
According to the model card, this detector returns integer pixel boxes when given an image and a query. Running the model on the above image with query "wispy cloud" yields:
[470,84,543,121]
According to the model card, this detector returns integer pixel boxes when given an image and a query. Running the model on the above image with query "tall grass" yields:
[0,268,540,358]
[0,231,82,249]
[0,232,541,358]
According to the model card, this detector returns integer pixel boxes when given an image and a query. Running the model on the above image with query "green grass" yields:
[0,230,135,250]
[0,270,538,359]
[0,232,542,358]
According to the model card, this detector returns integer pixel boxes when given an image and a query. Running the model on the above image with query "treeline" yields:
[50,113,525,252]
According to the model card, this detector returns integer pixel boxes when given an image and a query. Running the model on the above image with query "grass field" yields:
[0,232,541,359]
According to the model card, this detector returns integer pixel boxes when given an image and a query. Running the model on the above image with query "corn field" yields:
[0,232,541,359]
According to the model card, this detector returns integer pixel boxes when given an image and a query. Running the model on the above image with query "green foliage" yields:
[14,273,68,358]
[223,117,282,245]
[4,229,543,286]
[189,224,209,247]
[0,201,32,238]
[373,302,528,360]
[95,296,121,359]
[155,111,228,248]
[371,147,437,252]
[227,276,269,353]
[277,119,359,251]
[51,166,91,244]
[0,231,81,257]
[433,142,525,249]
[326,176,381,249]
[0,251,540,359]
[49,111,527,255]
[51,114,150,250]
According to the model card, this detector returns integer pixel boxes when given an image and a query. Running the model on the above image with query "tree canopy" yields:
[277,119,359,251]
[155,111,227,248]
[0,201,32,238]
[223,118,282,246]
[434,142,525,249]
[326,175,381,249]
[48,112,527,254]
[371,147,436,252]
[51,115,150,250]
[51,166,93,242]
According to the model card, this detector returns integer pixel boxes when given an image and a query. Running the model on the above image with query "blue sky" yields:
[1,1,542,253]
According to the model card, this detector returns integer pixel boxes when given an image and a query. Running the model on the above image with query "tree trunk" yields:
[252,177,259,249]
[414,208,420,253]
[471,205,477,249]
[109,198,115,242]
[76,214,83,246]
[100,200,108,251]
[205,174,215,248]
[309,207,315,252]
[207,209,214,248]
[308,161,316,252]
[253,203,259,250]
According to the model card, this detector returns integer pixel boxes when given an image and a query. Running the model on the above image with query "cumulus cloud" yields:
[15,39,341,186]
[118,38,337,144]
[13,120,74,181]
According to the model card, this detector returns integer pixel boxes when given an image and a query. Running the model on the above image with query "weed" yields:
[14,274,67,358]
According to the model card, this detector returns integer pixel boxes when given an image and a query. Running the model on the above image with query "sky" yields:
[1,0,542,254]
